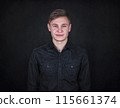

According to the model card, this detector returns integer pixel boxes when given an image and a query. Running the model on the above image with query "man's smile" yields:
[56,34,64,37]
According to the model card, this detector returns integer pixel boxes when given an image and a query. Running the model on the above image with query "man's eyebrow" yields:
[51,23,69,26]
[52,23,57,25]
[62,24,68,25]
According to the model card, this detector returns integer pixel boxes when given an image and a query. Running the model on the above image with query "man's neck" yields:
[52,39,68,52]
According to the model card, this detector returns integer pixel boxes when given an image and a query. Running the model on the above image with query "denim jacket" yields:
[27,40,90,91]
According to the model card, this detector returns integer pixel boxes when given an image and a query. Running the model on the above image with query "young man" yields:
[27,9,90,91]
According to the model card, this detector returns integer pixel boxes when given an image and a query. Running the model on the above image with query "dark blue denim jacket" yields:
[27,40,90,91]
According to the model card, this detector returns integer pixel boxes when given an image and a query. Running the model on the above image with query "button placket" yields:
[70,65,74,68]
[57,52,63,91]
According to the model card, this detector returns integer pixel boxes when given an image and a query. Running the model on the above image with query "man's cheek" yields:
[52,29,56,33]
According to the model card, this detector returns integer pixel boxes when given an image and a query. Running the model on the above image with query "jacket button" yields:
[47,65,50,68]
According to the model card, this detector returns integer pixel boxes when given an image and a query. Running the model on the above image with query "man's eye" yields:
[53,25,57,27]
[62,25,67,27]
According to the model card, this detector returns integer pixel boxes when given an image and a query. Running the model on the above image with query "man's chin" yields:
[55,39,67,42]
[52,37,68,43]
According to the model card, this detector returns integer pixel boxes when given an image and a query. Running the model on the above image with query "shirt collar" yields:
[48,39,74,51]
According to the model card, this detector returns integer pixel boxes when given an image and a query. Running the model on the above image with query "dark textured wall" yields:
[0,0,120,91]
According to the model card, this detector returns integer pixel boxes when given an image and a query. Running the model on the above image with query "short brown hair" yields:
[48,9,71,24]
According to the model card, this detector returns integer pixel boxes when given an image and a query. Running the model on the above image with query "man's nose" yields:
[57,27,63,33]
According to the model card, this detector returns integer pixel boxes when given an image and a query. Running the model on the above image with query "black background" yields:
[0,0,120,91]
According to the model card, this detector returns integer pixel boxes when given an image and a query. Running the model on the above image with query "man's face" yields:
[47,16,71,42]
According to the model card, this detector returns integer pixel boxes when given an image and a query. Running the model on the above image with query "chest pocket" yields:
[63,63,80,81]
[40,62,57,77]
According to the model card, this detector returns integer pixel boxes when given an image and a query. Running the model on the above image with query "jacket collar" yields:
[48,39,74,52]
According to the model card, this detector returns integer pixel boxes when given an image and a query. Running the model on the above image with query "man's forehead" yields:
[52,23,68,25]
[50,17,69,23]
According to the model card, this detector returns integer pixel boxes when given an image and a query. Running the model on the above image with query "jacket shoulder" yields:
[32,43,49,53]
[71,42,87,54]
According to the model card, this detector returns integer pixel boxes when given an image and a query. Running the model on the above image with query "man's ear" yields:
[69,24,72,32]
[47,23,51,32]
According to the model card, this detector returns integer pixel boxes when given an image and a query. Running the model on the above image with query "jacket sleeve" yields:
[78,51,91,91]
[27,50,40,91]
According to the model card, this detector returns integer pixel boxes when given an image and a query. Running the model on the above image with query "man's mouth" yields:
[56,34,64,37]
